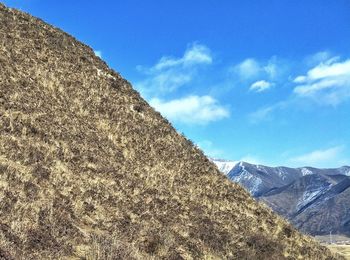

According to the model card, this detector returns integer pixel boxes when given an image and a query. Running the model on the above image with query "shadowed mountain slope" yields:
[291,178,350,236]
[261,175,350,236]
[0,4,341,259]
[213,160,350,238]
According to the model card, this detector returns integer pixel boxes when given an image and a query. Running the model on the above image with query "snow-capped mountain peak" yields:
[210,158,239,175]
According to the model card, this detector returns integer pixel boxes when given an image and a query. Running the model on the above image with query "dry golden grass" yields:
[0,3,344,259]
[328,245,350,260]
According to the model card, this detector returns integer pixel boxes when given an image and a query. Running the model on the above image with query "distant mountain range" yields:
[212,159,350,236]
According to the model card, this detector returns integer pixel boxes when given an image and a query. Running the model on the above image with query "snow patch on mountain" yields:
[301,168,313,176]
[211,159,239,175]
[296,186,330,211]
[232,169,263,195]
[256,165,266,172]
[339,166,350,176]
[275,168,290,180]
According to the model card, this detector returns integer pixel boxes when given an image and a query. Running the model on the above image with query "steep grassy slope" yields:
[0,3,342,259]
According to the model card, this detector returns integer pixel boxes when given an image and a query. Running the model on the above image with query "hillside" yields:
[212,160,350,237]
[0,3,341,259]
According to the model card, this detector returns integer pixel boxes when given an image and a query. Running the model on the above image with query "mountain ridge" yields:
[212,159,350,237]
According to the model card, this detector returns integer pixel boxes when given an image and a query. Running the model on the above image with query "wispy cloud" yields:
[150,95,229,125]
[232,57,281,82]
[248,101,287,123]
[196,140,225,158]
[264,58,278,79]
[289,145,345,167]
[234,58,261,80]
[248,106,275,123]
[293,58,350,105]
[150,43,212,71]
[304,51,334,66]
[135,43,212,96]
[250,80,273,92]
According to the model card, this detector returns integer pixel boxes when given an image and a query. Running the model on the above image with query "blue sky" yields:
[4,0,350,167]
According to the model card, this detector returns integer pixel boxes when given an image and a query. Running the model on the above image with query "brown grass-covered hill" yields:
[0,3,343,259]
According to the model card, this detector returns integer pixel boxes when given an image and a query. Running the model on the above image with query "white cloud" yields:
[296,59,350,82]
[234,58,261,80]
[183,44,212,65]
[135,43,229,126]
[294,75,307,83]
[250,80,273,92]
[135,43,212,96]
[293,58,350,105]
[94,50,102,58]
[232,57,281,82]
[150,95,229,124]
[289,146,345,167]
[249,55,350,125]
